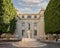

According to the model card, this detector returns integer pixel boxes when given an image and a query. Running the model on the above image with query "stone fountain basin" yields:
[12,38,47,47]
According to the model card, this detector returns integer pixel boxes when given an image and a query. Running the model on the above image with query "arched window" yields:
[34,30,37,36]
[22,30,25,36]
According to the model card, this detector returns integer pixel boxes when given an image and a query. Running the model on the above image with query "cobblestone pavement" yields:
[0,41,60,48]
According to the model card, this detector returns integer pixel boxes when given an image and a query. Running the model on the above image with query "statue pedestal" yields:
[22,38,37,42]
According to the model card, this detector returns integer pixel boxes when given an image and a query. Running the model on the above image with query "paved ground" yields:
[0,41,60,48]
[0,38,60,48]
[42,43,60,48]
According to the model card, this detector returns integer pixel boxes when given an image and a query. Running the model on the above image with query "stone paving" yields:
[0,42,60,48]
[0,38,60,48]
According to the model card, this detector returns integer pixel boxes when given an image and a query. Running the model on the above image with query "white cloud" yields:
[15,8,22,14]
[18,0,49,8]
[23,0,40,3]
[40,1,49,9]
[20,8,32,11]
[20,7,33,14]
[13,0,49,14]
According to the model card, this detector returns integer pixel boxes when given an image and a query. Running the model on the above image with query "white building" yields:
[15,9,45,40]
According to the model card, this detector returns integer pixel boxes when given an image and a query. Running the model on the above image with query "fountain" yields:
[12,30,47,47]
[22,30,37,42]
[12,24,47,47]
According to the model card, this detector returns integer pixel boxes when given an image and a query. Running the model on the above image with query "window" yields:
[22,30,25,36]
[34,16,37,18]
[22,15,24,18]
[34,22,37,26]
[22,22,25,26]
[27,16,31,18]
[28,23,30,30]
[34,30,37,36]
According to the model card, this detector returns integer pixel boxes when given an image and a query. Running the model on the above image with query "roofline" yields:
[18,14,40,15]
[16,9,45,15]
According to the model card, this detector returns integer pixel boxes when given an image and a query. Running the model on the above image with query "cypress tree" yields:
[44,0,60,34]
[0,0,17,34]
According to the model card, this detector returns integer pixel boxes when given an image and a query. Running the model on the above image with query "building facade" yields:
[15,9,45,40]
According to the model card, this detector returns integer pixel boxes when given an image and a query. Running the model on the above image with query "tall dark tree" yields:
[44,0,60,34]
[0,0,17,34]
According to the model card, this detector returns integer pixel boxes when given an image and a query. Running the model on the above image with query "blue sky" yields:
[12,0,50,14]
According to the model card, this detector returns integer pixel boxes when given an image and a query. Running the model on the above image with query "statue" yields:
[27,30,30,38]
[27,23,30,38]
